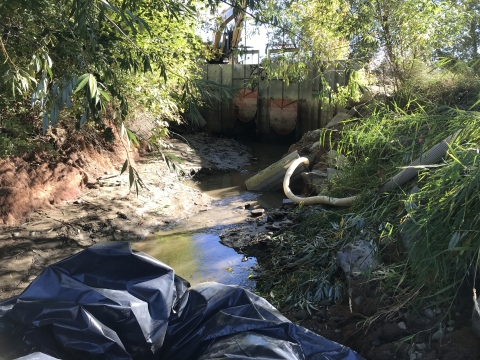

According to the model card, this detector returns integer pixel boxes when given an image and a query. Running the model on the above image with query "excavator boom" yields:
[209,1,246,63]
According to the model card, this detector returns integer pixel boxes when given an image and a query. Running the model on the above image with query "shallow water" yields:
[132,232,257,289]
[132,139,289,289]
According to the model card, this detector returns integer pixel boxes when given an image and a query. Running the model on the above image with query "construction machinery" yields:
[208,1,246,63]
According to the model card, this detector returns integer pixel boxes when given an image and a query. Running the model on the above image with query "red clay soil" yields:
[0,126,126,225]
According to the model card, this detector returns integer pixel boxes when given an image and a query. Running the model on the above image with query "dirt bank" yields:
[0,132,251,301]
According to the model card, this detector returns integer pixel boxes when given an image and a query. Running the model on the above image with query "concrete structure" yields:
[200,63,348,139]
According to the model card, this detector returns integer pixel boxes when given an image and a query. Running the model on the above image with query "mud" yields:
[0,133,252,301]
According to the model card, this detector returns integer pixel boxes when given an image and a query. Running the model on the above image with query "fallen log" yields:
[245,150,309,191]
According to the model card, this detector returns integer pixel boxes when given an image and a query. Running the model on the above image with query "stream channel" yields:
[132,139,290,290]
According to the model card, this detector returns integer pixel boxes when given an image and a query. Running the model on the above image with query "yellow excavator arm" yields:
[209,1,246,63]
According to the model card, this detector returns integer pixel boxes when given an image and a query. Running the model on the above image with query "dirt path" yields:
[0,135,252,301]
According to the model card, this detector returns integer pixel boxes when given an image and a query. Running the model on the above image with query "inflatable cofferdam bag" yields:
[0,242,363,360]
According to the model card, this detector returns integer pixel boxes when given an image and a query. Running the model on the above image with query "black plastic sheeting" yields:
[0,242,363,360]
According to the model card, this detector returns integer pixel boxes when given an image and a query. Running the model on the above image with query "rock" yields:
[327,168,342,181]
[423,308,435,319]
[281,199,296,209]
[381,323,404,341]
[244,203,251,209]
[415,343,426,350]
[73,199,83,204]
[447,326,454,332]
[266,224,280,231]
[270,210,285,220]
[309,142,321,152]
[12,232,20,238]
[306,129,322,141]
[337,240,378,277]
[371,337,382,347]
[30,231,36,237]
[447,319,455,326]
[316,309,328,321]
[294,309,309,320]
[431,328,444,341]
[406,315,430,331]
[250,209,265,217]
[353,295,365,306]
[301,171,328,194]
[326,150,347,169]
[116,212,128,219]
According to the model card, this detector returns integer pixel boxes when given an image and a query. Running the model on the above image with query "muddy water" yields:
[132,139,289,289]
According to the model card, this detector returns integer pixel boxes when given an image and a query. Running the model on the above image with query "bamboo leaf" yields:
[126,129,139,146]
[120,160,128,175]
[88,74,97,98]
[129,165,134,188]
[448,232,461,249]
[74,74,90,93]
[99,89,110,101]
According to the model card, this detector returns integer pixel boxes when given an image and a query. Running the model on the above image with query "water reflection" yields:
[133,140,288,289]
[185,139,289,207]
[132,232,256,290]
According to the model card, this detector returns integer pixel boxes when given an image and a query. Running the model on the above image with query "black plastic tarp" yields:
[0,242,363,360]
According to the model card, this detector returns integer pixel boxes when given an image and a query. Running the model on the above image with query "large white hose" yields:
[283,157,358,207]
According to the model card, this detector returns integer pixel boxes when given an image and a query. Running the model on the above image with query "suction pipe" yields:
[283,130,462,207]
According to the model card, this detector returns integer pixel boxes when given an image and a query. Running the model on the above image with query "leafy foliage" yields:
[256,209,362,313]
[0,0,234,136]
[321,105,480,309]
[252,0,469,102]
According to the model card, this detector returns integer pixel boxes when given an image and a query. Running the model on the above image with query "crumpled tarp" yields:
[0,242,363,360]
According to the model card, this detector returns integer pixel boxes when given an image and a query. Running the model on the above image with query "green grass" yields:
[329,105,480,307]
[256,104,480,316]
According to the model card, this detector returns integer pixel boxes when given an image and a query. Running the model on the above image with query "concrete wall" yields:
[200,63,347,139]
